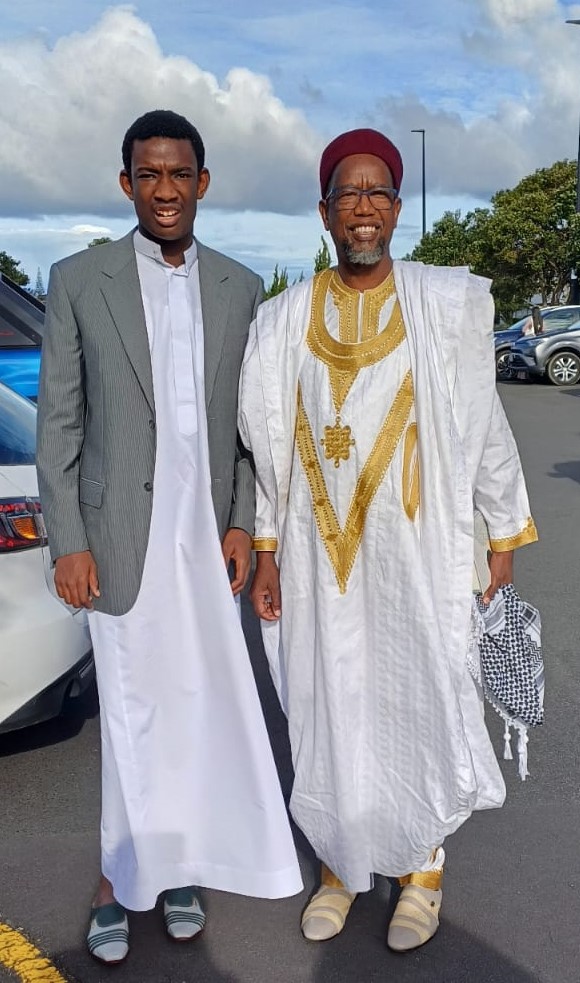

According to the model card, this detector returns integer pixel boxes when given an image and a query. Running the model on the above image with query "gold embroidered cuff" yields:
[490,517,538,552]
[252,537,278,552]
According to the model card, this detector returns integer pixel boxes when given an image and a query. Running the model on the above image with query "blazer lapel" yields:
[99,234,155,412]
[198,243,232,408]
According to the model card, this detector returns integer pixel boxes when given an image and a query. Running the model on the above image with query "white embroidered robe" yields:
[239,262,537,893]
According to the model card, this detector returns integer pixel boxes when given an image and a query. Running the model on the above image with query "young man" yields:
[36,110,301,964]
[239,128,537,952]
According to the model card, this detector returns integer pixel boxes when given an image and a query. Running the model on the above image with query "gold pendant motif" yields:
[321,415,355,468]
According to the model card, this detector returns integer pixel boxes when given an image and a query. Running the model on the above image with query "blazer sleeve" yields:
[36,263,89,560]
[228,275,263,535]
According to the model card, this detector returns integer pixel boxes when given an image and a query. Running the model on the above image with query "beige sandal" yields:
[387,870,442,952]
[301,884,357,941]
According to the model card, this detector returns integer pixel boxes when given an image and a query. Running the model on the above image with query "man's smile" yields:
[348,224,381,241]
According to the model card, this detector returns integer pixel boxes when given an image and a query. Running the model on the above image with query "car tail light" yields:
[0,498,47,552]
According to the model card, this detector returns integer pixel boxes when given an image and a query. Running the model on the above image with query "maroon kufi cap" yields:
[319,128,403,197]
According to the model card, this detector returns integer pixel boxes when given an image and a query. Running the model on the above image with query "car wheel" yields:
[546,351,580,386]
[495,350,515,380]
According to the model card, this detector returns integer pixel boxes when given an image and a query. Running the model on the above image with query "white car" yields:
[0,382,94,733]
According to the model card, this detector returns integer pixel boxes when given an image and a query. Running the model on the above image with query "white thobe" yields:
[239,264,537,894]
[88,232,302,911]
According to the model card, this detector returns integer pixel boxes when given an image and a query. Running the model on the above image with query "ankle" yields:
[92,875,116,908]
[320,863,346,890]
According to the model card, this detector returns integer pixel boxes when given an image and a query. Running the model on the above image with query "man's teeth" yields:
[156,209,179,216]
[353,226,376,233]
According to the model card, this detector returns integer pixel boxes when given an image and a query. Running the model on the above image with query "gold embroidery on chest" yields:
[307,270,406,463]
[328,268,396,343]
[402,423,420,521]
[321,417,356,467]
[296,370,414,594]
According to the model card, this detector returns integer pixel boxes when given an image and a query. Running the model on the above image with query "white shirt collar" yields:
[133,228,198,273]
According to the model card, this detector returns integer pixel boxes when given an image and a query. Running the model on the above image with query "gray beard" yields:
[342,240,386,266]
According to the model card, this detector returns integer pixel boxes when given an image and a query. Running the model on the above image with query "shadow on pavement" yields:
[549,460,580,484]
[311,913,542,983]
[0,678,99,758]
[48,906,544,983]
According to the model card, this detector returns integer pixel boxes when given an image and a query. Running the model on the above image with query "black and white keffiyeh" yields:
[469,584,544,781]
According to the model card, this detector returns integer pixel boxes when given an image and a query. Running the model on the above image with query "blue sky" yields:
[2,0,580,287]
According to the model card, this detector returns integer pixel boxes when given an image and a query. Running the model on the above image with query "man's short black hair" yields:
[121,110,205,176]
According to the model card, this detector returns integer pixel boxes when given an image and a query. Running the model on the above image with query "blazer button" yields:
[148,419,155,430]
[144,481,153,492]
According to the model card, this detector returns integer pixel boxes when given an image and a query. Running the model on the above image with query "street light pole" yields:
[566,19,580,302]
[411,128,426,240]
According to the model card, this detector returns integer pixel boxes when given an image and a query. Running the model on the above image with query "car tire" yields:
[546,351,580,386]
[495,350,515,380]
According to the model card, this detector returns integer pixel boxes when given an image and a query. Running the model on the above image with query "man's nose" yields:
[154,173,178,199]
[354,190,375,213]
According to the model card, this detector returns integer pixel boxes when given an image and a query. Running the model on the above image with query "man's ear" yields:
[119,170,133,201]
[197,167,211,200]
[319,199,330,231]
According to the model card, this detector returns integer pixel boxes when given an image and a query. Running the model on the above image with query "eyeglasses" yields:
[325,186,399,211]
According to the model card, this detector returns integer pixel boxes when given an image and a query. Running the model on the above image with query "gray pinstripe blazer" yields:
[36,231,261,616]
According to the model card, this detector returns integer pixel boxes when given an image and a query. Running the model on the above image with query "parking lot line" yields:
[0,923,68,982]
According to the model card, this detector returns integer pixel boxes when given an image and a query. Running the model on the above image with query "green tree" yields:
[406,210,474,267]
[477,160,580,312]
[0,250,29,286]
[87,236,112,248]
[264,264,289,299]
[313,235,332,272]
[408,160,580,321]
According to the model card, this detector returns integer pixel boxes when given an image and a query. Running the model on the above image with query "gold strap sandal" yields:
[301,885,357,941]
[387,869,443,952]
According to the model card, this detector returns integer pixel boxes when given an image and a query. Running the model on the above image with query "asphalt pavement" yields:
[1,379,579,983]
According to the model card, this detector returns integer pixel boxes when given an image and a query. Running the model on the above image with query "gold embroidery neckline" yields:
[309,269,402,363]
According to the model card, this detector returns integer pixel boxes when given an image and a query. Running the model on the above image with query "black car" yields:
[508,319,580,386]
[494,305,580,379]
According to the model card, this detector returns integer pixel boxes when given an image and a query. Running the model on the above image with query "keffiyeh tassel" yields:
[470,585,543,781]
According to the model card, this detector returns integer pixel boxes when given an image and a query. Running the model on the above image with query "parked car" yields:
[494,305,580,380]
[508,318,580,386]
[0,382,94,733]
[0,273,43,400]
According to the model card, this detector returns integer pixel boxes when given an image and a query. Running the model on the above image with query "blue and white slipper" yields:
[87,901,129,963]
[163,887,205,941]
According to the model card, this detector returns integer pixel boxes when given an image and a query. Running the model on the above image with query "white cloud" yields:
[0,6,320,218]
[483,0,556,29]
[3,0,580,277]
[374,0,580,200]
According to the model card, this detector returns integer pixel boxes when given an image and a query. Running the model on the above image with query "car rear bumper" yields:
[0,547,93,730]
[0,650,95,733]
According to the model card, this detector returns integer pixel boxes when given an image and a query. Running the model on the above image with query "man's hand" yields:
[54,551,100,609]
[482,549,514,605]
[250,552,281,621]
[222,528,252,595]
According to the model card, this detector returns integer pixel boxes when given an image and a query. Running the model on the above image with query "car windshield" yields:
[0,384,36,464]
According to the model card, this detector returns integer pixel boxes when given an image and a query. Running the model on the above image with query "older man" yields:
[239,128,537,951]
